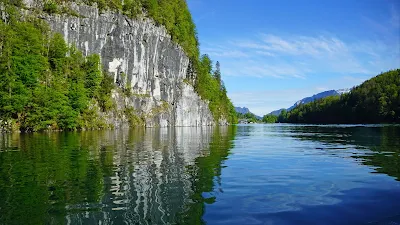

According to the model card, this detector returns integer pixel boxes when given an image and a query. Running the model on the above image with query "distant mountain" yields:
[235,107,262,120]
[269,88,351,115]
[235,107,251,114]
[288,89,351,110]
[284,70,400,124]
[269,108,286,116]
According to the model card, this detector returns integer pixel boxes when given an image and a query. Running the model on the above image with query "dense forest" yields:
[0,7,115,132]
[0,0,237,131]
[277,69,400,124]
[262,114,277,123]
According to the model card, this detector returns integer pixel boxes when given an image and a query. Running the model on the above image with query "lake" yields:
[0,124,400,225]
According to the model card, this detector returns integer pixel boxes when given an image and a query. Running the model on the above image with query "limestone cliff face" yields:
[22,0,223,127]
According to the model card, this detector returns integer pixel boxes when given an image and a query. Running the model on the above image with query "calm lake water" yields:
[0,124,400,225]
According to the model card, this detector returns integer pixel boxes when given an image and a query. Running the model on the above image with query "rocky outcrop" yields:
[21,0,225,127]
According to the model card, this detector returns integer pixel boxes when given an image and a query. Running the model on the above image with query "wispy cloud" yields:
[201,3,400,80]
[222,61,307,78]
[235,35,348,57]
[202,29,399,79]
[202,46,249,58]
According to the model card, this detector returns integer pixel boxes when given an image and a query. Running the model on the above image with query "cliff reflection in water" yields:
[0,126,236,225]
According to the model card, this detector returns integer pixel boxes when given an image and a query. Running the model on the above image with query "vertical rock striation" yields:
[22,1,220,127]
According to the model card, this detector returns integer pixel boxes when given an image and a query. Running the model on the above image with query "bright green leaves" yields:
[84,54,102,98]
[0,0,236,128]
[49,33,68,69]
[195,55,238,124]
[43,1,58,14]
[139,0,199,61]
[282,69,400,124]
[0,20,47,121]
[262,114,278,123]
[0,14,113,131]
[123,0,143,18]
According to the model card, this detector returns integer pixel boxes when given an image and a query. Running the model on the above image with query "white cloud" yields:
[222,61,307,78]
[202,47,249,58]
[201,30,399,79]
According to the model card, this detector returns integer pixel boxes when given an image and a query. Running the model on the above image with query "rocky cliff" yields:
[20,0,222,128]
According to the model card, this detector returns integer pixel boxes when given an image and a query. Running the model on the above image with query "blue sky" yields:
[187,0,400,116]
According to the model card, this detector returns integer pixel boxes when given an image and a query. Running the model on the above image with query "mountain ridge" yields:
[235,107,262,120]
[269,88,351,116]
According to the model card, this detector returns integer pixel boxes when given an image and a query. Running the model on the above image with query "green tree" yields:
[284,69,400,124]
[262,114,278,123]
[84,54,102,98]
[277,109,288,123]
[214,61,221,88]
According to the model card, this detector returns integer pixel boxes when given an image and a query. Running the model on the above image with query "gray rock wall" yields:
[21,1,222,127]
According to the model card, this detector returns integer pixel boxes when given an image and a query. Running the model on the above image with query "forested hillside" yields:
[279,69,400,124]
[0,11,114,131]
[0,0,237,131]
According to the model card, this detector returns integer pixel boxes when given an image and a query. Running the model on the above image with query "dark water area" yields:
[0,125,399,225]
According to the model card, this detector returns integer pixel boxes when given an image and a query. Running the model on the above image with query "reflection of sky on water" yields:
[1,124,399,225]
[204,125,400,224]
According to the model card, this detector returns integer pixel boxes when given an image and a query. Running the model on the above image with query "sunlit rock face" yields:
[21,0,219,127]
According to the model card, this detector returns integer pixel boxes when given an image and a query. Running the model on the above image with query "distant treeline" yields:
[237,112,259,123]
[276,69,400,124]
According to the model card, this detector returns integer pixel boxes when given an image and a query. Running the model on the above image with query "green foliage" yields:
[0,13,114,131]
[262,114,278,123]
[282,70,400,124]
[1,0,237,126]
[96,71,115,112]
[1,0,24,7]
[84,54,102,98]
[237,112,260,123]
[122,0,142,18]
[43,1,58,14]
[277,109,288,123]
[124,107,145,126]
[195,55,237,124]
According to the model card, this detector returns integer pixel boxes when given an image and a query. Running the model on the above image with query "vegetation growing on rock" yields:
[0,0,237,128]
[0,8,114,131]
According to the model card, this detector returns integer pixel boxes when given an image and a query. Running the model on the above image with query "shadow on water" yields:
[0,126,237,225]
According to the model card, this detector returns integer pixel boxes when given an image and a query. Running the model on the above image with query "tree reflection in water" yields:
[0,126,237,225]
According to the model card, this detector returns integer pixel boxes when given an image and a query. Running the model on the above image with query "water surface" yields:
[0,125,399,224]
